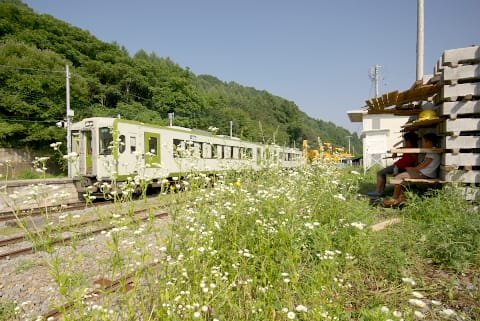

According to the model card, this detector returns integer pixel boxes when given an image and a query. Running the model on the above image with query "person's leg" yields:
[392,183,404,199]
[376,175,386,194]
[390,172,410,200]
[376,165,395,194]
[406,167,425,178]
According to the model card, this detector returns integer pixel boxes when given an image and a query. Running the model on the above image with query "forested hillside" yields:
[0,0,361,154]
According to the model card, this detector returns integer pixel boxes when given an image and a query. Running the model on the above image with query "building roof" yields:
[347,110,365,122]
[364,80,442,115]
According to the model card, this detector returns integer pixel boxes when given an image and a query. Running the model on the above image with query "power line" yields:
[0,118,61,123]
[0,64,64,73]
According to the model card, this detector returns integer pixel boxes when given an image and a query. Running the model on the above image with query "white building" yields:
[347,110,411,171]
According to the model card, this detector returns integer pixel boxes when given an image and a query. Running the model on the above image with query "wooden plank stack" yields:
[434,45,480,186]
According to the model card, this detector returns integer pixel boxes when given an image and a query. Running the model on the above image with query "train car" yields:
[69,117,304,194]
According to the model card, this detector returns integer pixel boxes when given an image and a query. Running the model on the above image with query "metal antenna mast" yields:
[369,64,381,98]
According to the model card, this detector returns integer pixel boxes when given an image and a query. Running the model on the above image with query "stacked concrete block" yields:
[435,45,480,184]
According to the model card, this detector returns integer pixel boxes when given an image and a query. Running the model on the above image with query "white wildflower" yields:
[412,291,424,298]
[414,310,425,318]
[350,222,366,230]
[402,277,416,286]
[439,308,456,317]
[334,194,346,201]
[295,305,308,312]
[408,298,426,308]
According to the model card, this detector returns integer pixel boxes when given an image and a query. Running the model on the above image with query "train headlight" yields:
[85,121,94,127]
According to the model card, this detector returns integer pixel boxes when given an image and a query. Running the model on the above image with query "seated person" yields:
[384,133,441,207]
[367,131,419,197]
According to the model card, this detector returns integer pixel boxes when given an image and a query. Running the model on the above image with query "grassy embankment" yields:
[1,159,479,320]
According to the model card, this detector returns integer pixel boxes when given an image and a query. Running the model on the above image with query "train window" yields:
[130,136,136,153]
[99,127,113,155]
[232,147,239,159]
[224,146,231,159]
[194,142,202,158]
[119,135,126,153]
[173,139,185,158]
[215,145,223,159]
[149,136,158,155]
[203,143,212,158]
[256,148,262,161]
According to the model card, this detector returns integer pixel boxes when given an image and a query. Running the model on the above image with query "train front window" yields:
[119,135,126,153]
[99,127,113,155]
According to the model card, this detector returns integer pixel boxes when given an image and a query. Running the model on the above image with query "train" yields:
[69,117,304,195]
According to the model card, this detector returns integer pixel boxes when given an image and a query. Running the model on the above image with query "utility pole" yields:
[229,121,233,138]
[66,65,73,178]
[346,135,352,155]
[416,0,424,81]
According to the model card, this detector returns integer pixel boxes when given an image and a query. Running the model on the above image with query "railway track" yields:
[0,201,89,222]
[0,208,169,261]
[0,201,147,247]
[42,260,161,321]
[0,189,173,223]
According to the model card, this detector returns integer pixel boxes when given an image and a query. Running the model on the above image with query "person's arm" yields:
[395,153,418,169]
[412,157,433,170]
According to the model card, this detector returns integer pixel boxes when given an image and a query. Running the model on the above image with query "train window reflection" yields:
[149,137,158,155]
[130,136,136,153]
[99,127,113,155]
[119,135,126,153]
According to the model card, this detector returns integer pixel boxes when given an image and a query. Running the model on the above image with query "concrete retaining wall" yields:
[0,178,79,212]
[0,148,63,178]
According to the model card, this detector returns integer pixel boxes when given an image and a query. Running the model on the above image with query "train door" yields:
[71,131,82,174]
[144,132,161,167]
[85,131,93,175]
[71,130,92,176]
[115,132,138,176]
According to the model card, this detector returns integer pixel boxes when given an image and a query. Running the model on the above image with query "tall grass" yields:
[2,158,479,320]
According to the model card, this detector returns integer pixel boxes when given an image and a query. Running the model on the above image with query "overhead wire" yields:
[0,64,65,73]
[0,63,170,116]
[0,118,61,123]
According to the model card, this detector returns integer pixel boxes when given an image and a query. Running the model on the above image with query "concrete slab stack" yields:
[434,46,480,185]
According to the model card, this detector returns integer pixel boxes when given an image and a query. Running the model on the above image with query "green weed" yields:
[0,300,17,321]
[6,155,479,320]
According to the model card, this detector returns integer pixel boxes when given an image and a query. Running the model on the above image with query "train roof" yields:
[72,117,302,151]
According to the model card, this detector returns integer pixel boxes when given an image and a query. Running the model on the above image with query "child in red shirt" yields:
[367,132,418,197]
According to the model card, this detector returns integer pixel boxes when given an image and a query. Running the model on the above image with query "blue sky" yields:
[23,0,479,133]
